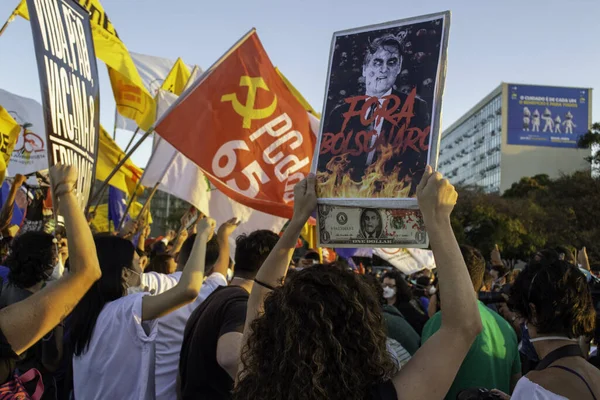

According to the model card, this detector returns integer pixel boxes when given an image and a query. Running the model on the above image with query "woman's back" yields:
[513,356,600,400]
[72,293,158,400]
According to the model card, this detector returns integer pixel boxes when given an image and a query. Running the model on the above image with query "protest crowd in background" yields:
[0,2,599,400]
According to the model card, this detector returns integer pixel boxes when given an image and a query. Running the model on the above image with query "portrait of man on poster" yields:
[358,208,383,239]
[319,32,431,196]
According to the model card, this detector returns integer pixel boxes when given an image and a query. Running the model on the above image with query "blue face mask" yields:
[519,323,539,362]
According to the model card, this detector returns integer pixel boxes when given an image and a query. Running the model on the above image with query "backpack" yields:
[0,369,44,400]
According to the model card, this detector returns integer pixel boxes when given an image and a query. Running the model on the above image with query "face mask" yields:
[124,269,144,295]
[383,286,396,299]
[428,286,437,295]
[47,259,64,281]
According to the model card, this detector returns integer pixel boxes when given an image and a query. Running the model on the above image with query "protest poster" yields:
[0,89,49,176]
[314,12,450,247]
[317,204,428,248]
[26,0,100,212]
[155,29,316,219]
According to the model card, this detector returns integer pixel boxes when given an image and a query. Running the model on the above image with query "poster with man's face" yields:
[314,12,450,205]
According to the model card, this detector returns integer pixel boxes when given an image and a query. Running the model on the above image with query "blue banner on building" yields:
[507,84,590,148]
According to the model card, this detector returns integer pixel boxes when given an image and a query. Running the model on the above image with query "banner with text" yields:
[507,84,591,148]
[27,0,100,211]
[156,30,316,219]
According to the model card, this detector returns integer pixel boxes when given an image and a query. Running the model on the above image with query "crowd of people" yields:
[0,164,598,399]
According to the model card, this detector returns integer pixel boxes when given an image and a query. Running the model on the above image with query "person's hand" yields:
[490,389,511,399]
[177,228,189,244]
[292,174,317,223]
[217,218,240,242]
[58,238,68,263]
[49,164,77,197]
[13,174,27,187]
[119,220,139,239]
[197,217,216,240]
[491,244,503,267]
[578,247,590,270]
[416,165,457,224]
[141,224,151,238]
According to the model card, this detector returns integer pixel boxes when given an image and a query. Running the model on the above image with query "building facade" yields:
[439,83,592,193]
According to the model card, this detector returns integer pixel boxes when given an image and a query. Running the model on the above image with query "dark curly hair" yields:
[233,265,395,400]
[6,231,54,288]
[508,259,596,338]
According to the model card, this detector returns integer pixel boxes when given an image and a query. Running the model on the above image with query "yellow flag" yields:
[161,58,191,96]
[13,0,28,19]
[96,126,144,196]
[16,0,156,131]
[0,106,21,182]
[275,68,320,118]
[91,202,152,233]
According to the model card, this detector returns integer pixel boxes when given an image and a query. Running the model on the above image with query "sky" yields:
[0,0,598,167]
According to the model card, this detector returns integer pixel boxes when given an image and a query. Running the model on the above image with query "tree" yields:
[452,171,600,264]
[577,122,600,171]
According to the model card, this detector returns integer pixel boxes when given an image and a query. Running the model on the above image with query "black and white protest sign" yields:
[27,0,100,212]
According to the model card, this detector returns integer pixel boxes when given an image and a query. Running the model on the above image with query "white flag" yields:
[0,89,49,176]
[374,248,436,275]
[141,90,287,251]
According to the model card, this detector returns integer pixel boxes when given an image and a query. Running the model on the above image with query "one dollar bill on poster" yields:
[317,204,429,248]
[27,0,100,212]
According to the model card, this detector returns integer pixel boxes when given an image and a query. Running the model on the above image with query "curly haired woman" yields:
[233,168,483,400]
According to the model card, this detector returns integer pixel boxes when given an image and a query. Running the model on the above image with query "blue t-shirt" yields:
[0,266,9,282]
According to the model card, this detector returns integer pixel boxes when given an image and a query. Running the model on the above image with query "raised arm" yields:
[213,218,240,277]
[141,217,216,321]
[392,166,483,400]
[0,165,101,355]
[0,174,26,235]
[237,175,316,382]
[169,229,188,256]
[137,224,151,254]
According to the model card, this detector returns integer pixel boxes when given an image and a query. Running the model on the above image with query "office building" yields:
[438,83,592,193]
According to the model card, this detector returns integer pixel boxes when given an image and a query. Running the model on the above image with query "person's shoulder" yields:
[421,311,441,338]
[523,370,572,399]
[480,304,518,339]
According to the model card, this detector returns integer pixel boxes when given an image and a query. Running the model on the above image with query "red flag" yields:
[155,30,316,219]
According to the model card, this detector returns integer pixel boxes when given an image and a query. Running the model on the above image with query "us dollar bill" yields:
[317,204,429,248]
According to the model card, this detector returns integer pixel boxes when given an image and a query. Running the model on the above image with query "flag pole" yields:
[0,11,16,38]
[134,182,160,225]
[116,188,140,232]
[88,127,153,207]
[123,127,140,153]
[112,107,118,140]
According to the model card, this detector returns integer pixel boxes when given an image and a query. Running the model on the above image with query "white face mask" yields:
[124,269,145,295]
[127,285,145,295]
[383,286,396,299]
[428,286,437,295]
[46,259,64,281]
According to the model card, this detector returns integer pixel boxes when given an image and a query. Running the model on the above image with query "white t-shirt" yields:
[73,293,158,400]
[142,271,228,400]
[511,377,568,400]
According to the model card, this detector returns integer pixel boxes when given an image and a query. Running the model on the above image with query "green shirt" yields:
[421,301,521,400]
